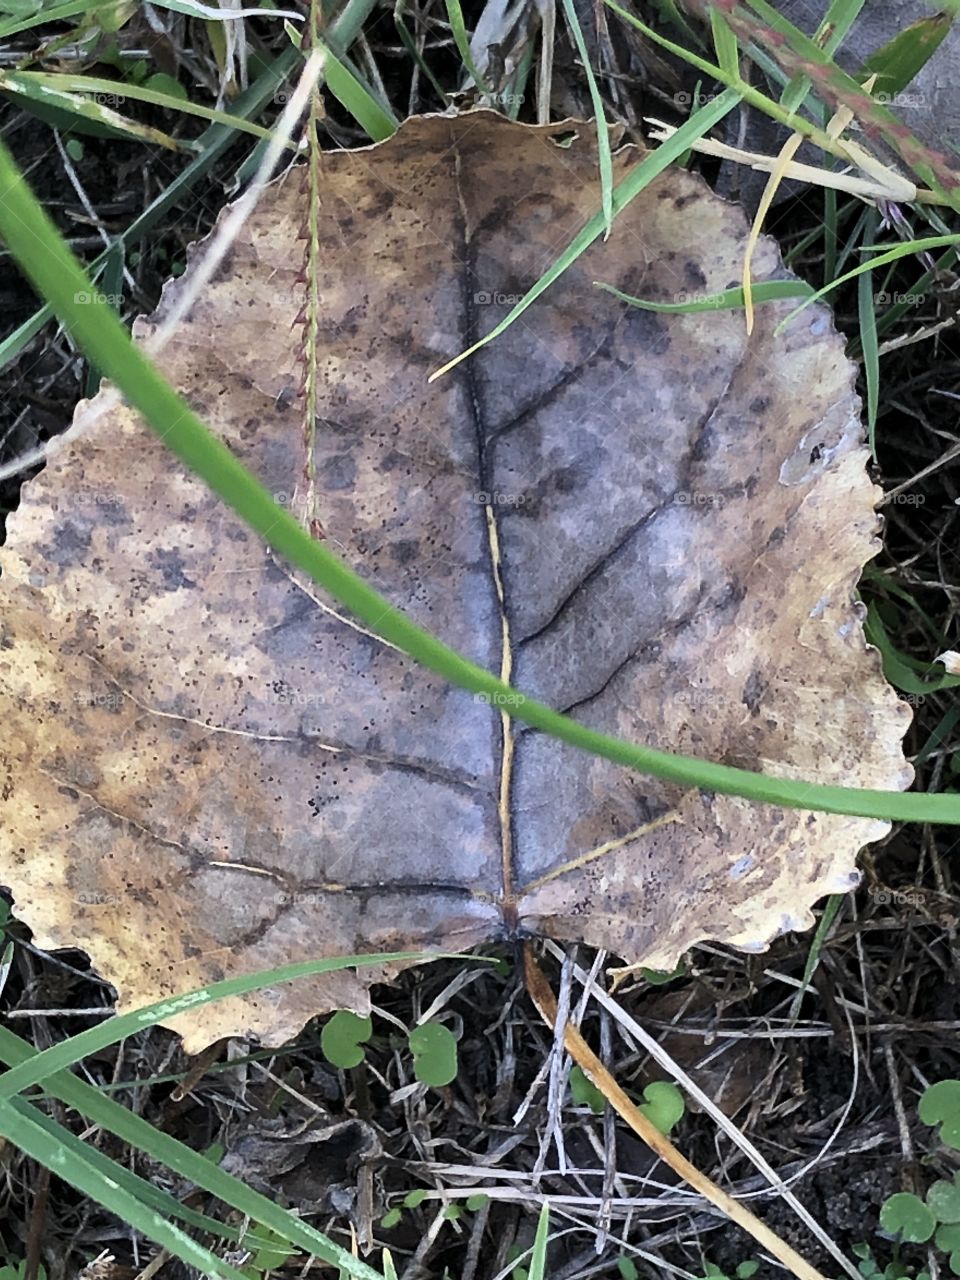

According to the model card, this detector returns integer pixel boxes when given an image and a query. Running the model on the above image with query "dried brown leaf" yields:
[0,113,911,1051]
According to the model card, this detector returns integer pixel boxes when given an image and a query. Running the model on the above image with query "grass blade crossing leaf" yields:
[596,278,813,313]
[1,129,958,835]
[560,0,613,235]
[429,87,741,378]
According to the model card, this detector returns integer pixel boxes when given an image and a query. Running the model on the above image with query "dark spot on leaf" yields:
[378,449,408,473]
[364,189,394,220]
[622,306,671,353]
[742,667,767,716]
[391,539,420,565]
[324,454,358,491]
[148,547,196,592]
[41,520,91,568]
[100,503,132,529]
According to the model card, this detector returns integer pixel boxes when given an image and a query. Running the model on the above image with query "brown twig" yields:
[24,1162,50,1280]
[170,1037,226,1102]
[522,943,830,1280]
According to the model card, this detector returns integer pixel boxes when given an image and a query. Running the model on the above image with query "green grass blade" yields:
[443,0,493,94]
[596,278,812,313]
[2,131,959,827]
[0,1025,387,1277]
[862,11,952,97]
[857,208,880,459]
[0,941,13,1000]
[316,39,398,139]
[736,0,960,206]
[0,300,56,370]
[649,0,703,48]
[777,233,960,332]
[528,1203,551,1280]
[82,233,125,397]
[5,1093,240,1240]
[864,604,960,696]
[781,196,854,273]
[393,0,451,105]
[778,0,867,115]
[833,205,870,279]
[0,0,107,39]
[504,46,533,118]
[1,0,380,375]
[0,1098,250,1280]
[822,186,839,284]
[560,0,613,235]
[914,705,960,771]
[604,0,844,155]
[89,1044,293,1093]
[862,567,955,650]
[9,71,291,144]
[867,244,960,348]
[710,8,739,78]
[819,0,869,55]
[787,894,843,1022]
[151,0,302,16]
[0,953,428,1098]
[0,72,182,149]
[0,44,303,374]
[430,87,741,378]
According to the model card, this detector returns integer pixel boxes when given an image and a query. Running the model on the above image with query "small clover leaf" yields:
[638,1081,685,1136]
[570,1065,605,1114]
[919,1080,960,1151]
[852,1242,882,1280]
[928,1175,960,1224]
[320,1010,373,1069]
[935,1221,960,1254]
[879,1192,936,1243]
[408,1022,458,1087]
[936,1223,960,1277]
